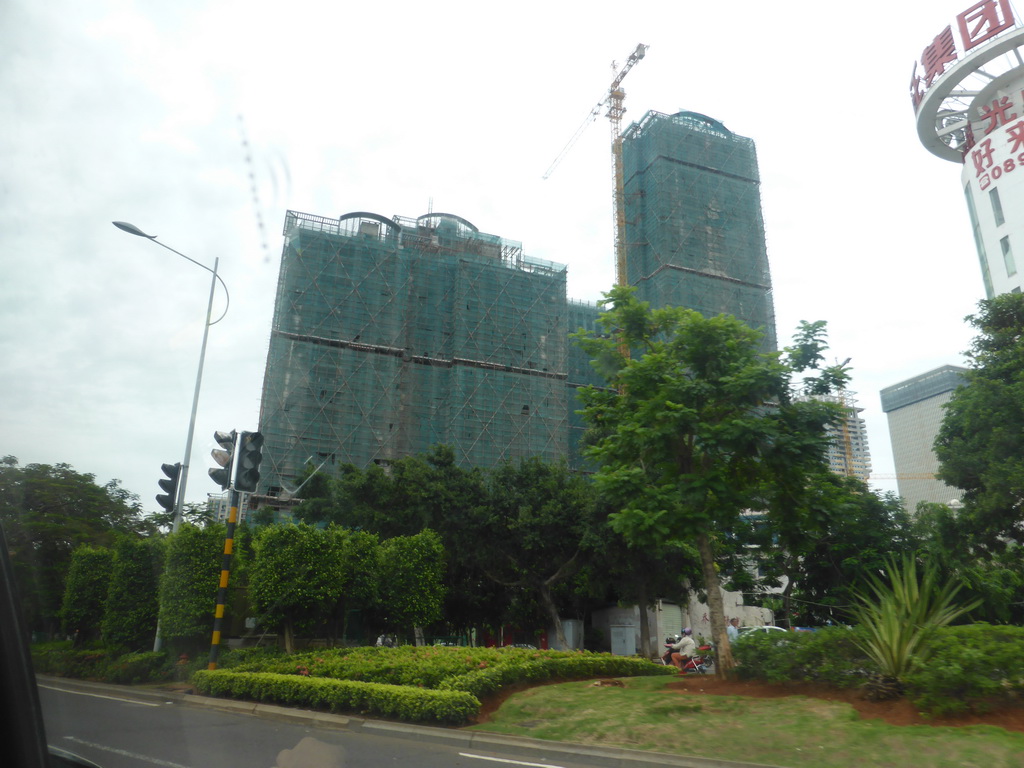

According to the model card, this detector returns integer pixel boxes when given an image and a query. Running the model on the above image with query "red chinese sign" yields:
[911,0,1017,110]
[968,114,1024,190]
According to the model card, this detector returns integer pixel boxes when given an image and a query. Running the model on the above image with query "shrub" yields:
[200,645,672,719]
[904,624,1024,717]
[104,652,172,685]
[733,627,872,688]
[60,546,114,645]
[158,525,226,653]
[31,645,174,684]
[192,670,480,724]
[103,538,164,652]
[848,555,980,689]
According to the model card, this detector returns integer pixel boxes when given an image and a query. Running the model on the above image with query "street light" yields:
[113,221,230,533]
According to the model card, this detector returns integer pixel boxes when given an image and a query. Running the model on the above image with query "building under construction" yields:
[255,110,780,497]
[622,110,777,350]
[256,210,586,498]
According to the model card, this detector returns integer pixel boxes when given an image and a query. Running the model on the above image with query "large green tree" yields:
[376,529,447,639]
[574,287,842,673]
[59,545,114,646]
[0,456,147,634]
[157,524,225,654]
[103,536,165,652]
[465,458,599,649]
[936,293,1024,550]
[783,477,914,626]
[248,523,345,653]
[293,446,510,637]
[913,501,1024,624]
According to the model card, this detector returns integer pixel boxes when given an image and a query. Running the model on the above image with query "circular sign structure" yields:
[916,27,1024,162]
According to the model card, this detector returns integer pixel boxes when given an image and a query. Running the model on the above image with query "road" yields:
[36,678,634,768]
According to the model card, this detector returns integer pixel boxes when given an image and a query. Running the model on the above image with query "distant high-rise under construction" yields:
[255,110,780,499]
[622,110,777,350]
[256,210,606,500]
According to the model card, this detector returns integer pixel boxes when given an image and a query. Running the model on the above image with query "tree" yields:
[333,528,381,643]
[465,458,599,650]
[248,524,344,653]
[59,545,113,646]
[746,474,916,627]
[376,530,447,639]
[936,292,1024,550]
[583,498,702,656]
[913,502,1024,625]
[574,287,842,674]
[0,456,147,634]
[293,446,509,637]
[146,501,214,532]
[103,536,165,652]
[157,524,225,654]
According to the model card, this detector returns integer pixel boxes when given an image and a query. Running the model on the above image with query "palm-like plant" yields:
[849,554,980,699]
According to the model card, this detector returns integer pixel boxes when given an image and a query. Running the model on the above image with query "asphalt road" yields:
[36,676,773,768]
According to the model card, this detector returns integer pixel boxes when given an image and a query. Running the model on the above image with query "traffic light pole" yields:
[207,487,240,670]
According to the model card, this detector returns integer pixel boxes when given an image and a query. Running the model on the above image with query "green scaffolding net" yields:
[622,110,777,351]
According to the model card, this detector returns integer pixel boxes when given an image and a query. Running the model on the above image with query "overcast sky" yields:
[2,0,992,510]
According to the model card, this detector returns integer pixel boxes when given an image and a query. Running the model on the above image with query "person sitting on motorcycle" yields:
[668,628,697,671]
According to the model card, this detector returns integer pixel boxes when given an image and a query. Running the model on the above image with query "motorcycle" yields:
[661,635,714,674]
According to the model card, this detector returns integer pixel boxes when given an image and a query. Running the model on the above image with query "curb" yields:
[37,676,782,768]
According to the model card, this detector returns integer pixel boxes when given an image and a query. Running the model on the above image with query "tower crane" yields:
[542,43,648,288]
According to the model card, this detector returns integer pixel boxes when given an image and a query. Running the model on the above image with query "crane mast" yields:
[608,43,647,287]
[542,43,648,287]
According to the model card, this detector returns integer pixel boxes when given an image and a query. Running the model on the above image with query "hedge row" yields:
[732,626,872,689]
[32,646,172,685]
[195,646,673,723]
[732,623,1024,718]
[903,624,1024,716]
[192,670,479,724]
[231,645,674,691]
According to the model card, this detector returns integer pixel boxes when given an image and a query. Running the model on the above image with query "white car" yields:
[738,625,788,635]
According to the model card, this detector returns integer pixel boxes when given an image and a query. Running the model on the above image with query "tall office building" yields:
[622,110,777,350]
[880,365,967,512]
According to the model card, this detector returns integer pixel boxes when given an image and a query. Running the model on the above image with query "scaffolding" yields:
[258,211,572,496]
[622,110,777,350]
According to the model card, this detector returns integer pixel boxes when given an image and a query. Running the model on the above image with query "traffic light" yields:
[157,462,181,512]
[209,430,237,490]
[235,431,264,492]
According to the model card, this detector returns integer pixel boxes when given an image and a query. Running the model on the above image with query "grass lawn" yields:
[468,676,1024,768]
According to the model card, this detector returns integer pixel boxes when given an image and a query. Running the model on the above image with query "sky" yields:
[1,0,997,510]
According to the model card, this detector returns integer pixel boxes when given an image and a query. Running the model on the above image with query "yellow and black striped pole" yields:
[207,488,240,670]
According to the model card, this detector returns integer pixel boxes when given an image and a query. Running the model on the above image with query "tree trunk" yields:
[637,578,652,658]
[538,583,568,650]
[696,531,734,675]
[283,618,295,655]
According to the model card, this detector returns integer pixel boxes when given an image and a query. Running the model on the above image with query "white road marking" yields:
[63,736,191,768]
[459,753,566,768]
[39,683,161,706]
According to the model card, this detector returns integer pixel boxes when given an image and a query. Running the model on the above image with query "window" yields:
[1002,236,1017,277]
[990,187,1006,226]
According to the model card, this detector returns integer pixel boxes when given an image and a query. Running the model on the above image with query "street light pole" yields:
[113,221,229,532]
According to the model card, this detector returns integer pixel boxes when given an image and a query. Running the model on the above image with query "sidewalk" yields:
[38,675,783,768]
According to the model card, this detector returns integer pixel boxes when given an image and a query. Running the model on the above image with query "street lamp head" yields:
[112,221,157,239]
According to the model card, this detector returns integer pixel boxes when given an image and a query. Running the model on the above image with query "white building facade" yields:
[879,365,967,513]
